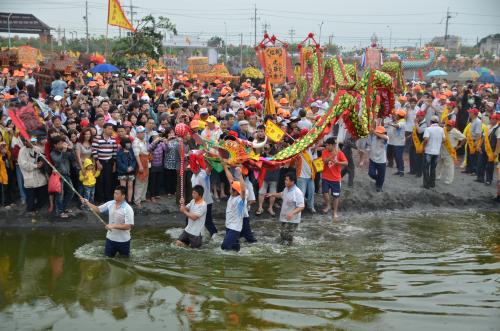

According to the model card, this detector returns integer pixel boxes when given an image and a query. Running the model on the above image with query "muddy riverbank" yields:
[0,165,497,230]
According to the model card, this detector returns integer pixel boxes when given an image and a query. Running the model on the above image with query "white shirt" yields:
[191,170,213,204]
[279,185,305,224]
[405,106,418,132]
[99,201,134,242]
[225,195,246,232]
[132,137,148,156]
[388,120,406,146]
[297,119,312,130]
[184,199,207,236]
[299,149,314,179]
[423,124,445,155]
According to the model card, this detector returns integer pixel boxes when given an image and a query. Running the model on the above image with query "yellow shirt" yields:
[79,169,100,187]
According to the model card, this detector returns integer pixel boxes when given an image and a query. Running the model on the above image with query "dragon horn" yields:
[252,136,267,149]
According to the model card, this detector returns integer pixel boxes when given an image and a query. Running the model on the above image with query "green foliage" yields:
[111,15,177,68]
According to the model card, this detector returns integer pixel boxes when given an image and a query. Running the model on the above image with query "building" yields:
[163,34,219,69]
[429,35,461,52]
[478,34,500,57]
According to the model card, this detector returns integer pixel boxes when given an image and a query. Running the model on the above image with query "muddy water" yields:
[0,211,499,330]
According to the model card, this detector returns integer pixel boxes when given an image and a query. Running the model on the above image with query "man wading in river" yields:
[81,186,134,258]
[267,171,305,245]
[176,185,207,248]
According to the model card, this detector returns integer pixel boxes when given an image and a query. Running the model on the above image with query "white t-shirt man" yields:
[423,124,445,155]
[225,195,246,232]
[191,170,214,204]
[279,185,305,224]
[99,201,134,242]
[184,199,208,236]
[388,120,406,146]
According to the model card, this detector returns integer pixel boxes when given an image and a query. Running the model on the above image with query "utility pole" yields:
[444,7,451,49]
[262,22,270,34]
[254,5,257,46]
[240,33,243,71]
[328,34,334,55]
[85,0,89,53]
[288,28,295,43]
[129,0,134,27]
[63,29,66,52]
[419,35,422,48]
[224,22,228,64]
[318,21,324,45]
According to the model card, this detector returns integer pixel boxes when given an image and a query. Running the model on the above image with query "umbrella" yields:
[426,70,448,77]
[90,64,119,73]
[458,70,480,80]
[477,72,495,83]
[475,67,494,75]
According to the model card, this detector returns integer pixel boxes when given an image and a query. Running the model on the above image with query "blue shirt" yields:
[51,80,67,97]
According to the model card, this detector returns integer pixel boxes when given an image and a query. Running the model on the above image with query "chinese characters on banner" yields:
[107,0,135,31]
[264,47,286,84]
[265,120,286,142]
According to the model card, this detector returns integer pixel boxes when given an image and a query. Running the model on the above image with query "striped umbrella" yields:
[458,70,480,80]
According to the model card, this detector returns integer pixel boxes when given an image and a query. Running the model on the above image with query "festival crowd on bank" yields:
[0,67,499,253]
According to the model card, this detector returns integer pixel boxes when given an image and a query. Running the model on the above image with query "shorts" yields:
[104,238,131,257]
[322,179,341,197]
[259,181,277,195]
[118,174,135,181]
[178,230,202,248]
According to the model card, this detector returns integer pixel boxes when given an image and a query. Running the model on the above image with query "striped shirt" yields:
[92,134,117,161]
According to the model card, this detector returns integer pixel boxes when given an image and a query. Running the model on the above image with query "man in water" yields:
[176,185,207,248]
[267,171,305,245]
[321,137,348,219]
[81,186,134,258]
[221,163,246,252]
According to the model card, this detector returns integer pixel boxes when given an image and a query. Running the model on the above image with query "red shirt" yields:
[321,149,347,182]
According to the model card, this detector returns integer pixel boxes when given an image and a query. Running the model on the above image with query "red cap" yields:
[228,130,238,138]
[80,119,89,127]
[467,108,479,115]
[416,110,426,117]
[491,113,500,120]
[244,110,255,118]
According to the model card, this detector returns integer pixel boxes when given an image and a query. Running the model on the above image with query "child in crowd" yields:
[79,158,100,205]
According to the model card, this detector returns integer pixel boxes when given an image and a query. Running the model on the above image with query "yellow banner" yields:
[264,78,276,116]
[265,119,285,142]
[312,158,324,173]
[264,47,286,84]
[108,0,135,31]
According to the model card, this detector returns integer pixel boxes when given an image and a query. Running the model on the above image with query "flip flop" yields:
[268,209,276,216]
[255,208,263,216]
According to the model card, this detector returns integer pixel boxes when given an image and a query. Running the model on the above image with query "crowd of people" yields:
[0,67,499,256]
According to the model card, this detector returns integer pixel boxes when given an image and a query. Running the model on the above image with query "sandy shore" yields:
[0,162,497,230]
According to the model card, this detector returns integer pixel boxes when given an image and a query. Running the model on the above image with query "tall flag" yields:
[107,0,135,31]
[264,78,276,116]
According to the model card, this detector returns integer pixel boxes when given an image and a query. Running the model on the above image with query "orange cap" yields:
[396,109,406,117]
[279,98,289,105]
[231,181,242,194]
[374,126,386,134]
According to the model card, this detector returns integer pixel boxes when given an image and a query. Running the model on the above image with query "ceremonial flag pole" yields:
[107,0,136,60]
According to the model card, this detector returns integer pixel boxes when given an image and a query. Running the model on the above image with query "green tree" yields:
[111,15,177,67]
[207,36,224,48]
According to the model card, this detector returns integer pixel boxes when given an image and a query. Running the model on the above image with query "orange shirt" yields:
[321,149,347,182]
